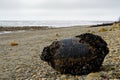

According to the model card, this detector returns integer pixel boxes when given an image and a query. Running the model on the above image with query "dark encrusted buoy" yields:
[40,33,109,75]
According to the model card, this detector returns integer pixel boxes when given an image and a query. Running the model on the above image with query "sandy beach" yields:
[0,23,120,79]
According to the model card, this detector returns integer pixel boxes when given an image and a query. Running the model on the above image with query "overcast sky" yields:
[0,0,120,21]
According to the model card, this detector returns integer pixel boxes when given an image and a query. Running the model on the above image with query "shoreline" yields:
[0,21,119,31]
[0,26,50,31]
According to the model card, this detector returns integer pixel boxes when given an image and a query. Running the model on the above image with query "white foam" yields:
[0,31,12,35]
[0,30,25,35]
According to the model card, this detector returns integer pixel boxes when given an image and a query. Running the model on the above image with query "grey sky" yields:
[0,0,120,21]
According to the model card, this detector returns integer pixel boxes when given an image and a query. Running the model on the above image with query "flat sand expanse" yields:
[0,25,120,79]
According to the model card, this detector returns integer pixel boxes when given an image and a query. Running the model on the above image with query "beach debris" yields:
[87,30,95,33]
[113,22,120,27]
[112,22,120,30]
[109,28,114,31]
[10,42,18,46]
[40,33,109,75]
[56,33,60,37]
[98,28,107,32]
[91,31,95,33]
[87,30,91,32]
[108,22,120,31]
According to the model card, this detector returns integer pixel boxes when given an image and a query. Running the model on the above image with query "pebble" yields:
[8,48,12,50]
[86,72,100,80]
[16,68,21,73]
[10,42,18,46]
[61,75,67,79]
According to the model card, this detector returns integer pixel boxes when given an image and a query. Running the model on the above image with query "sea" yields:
[0,20,113,27]
[0,20,113,34]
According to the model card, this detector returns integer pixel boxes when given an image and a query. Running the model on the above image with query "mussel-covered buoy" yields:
[40,33,109,75]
